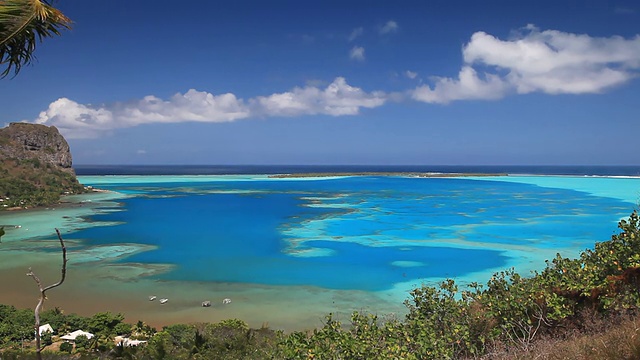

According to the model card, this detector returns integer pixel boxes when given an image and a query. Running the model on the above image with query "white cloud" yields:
[252,77,386,117]
[413,25,640,103]
[33,78,386,138]
[380,20,398,34]
[349,46,366,61]
[405,70,418,79]
[35,90,250,138]
[412,66,509,104]
[348,27,364,42]
[34,98,116,138]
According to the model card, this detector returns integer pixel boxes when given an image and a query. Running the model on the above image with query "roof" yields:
[114,336,147,347]
[37,324,53,336]
[60,330,94,341]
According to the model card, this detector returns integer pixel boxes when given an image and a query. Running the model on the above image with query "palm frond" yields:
[0,0,71,78]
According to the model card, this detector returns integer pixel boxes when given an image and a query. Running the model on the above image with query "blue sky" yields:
[2,0,639,165]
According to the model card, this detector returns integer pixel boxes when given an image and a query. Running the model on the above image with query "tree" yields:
[59,341,72,353]
[74,334,89,351]
[26,228,67,360]
[0,0,71,78]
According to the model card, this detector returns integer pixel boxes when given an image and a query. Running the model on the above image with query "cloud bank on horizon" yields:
[33,25,640,139]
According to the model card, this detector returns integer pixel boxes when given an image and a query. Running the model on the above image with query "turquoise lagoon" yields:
[1,174,639,329]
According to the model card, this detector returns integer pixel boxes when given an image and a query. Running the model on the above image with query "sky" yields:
[1,0,639,165]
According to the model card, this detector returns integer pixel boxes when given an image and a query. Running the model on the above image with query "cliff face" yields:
[0,123,84,209]
[0,122,74,173]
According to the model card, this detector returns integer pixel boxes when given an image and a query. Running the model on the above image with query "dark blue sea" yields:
[74,164,640,176]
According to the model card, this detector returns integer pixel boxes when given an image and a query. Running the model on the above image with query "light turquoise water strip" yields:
[465,175,640,205]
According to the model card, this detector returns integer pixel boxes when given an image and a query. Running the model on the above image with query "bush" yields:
[41,331,53,346]
[59,341,73,353]
[74,334,89,351]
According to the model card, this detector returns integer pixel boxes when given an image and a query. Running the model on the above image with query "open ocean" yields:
[2,165,640,329]
[74,164,640,176]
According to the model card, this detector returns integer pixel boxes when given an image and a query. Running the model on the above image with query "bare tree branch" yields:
[26,228,67,359]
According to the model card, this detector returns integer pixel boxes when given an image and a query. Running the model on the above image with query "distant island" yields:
[269,172,507,178]
[0,123,84,210]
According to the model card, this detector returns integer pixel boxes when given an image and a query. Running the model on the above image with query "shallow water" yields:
[1,175,638,330]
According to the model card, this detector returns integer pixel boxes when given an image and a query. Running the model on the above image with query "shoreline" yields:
[0,188,116,214]
[0,253,406,331]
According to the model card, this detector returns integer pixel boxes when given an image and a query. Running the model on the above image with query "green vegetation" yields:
[1,211,640,359]
[0,0,72,78]
[0,158,84,209]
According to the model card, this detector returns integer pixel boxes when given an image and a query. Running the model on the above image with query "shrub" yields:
[59,341,73,353]
[41,331,53,346]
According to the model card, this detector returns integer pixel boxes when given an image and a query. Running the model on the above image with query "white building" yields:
[60,330,94,341]
[114,336,147,347]
[36,324,53,338]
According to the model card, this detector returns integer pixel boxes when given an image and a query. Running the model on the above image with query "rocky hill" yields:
[0,123,84,209]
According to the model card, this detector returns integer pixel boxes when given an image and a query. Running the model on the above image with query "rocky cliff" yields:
[0,123,84,209]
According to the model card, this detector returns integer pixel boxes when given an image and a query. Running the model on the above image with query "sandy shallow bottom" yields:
[0,250,405,331]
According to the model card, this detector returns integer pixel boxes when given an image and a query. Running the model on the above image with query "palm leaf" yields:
[0,0,71,78]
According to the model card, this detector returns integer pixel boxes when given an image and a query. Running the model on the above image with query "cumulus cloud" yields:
[413,25,640,103]
[405,70,418,79]
[252,77,386,117]
[349,46,366,61]
[348,27,364,42]
[35,90,250,138]
[33,78,386,138]
[412,67,509,104]
[380,20,398,34]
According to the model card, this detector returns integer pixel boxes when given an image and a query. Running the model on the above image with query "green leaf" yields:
[0,0,71,78]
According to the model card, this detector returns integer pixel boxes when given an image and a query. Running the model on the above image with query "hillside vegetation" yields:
[0,123,84,209]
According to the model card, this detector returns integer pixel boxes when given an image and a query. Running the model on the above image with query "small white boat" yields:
[222,298,231,304]
[202,301,211,307]
[149,296,156,301]
[159,298,168,304]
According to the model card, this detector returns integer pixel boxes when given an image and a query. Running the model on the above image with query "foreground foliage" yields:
[0,0,71,78]
[1,211,639,359]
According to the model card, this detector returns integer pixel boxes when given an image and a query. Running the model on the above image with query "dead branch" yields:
[26,228,67,360]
